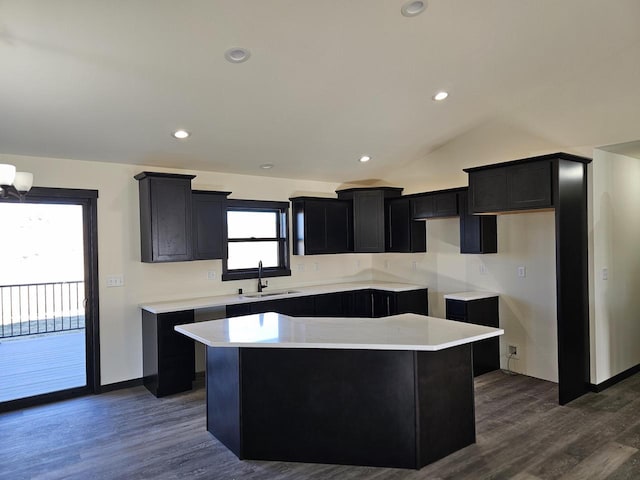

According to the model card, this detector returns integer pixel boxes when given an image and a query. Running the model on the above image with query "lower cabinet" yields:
[146,288,429,398]
[142,309,195,397]
[445,295,499,376]
[225,288,428,320]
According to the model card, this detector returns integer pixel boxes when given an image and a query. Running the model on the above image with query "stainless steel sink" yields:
[242,290,300,299]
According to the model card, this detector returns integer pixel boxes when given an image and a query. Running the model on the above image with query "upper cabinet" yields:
[458,190,497,254]
[336,187,403,253]
[290,197,353,255]
[385,197,426,253]
[411,189,460,219]
[192,190,231,260]
[466,160,553,214]
[135,172,195,263]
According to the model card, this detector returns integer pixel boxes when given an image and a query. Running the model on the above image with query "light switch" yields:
[517,266,526,278]
[106,275,124,287]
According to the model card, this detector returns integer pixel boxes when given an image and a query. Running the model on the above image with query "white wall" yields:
[3,151,560,385]
[590,150,640,384]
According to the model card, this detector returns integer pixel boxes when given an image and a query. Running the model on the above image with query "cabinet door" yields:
[353,190,385,253]
[507,161,552,209]
[396,289,428,315]
[387,198,410,252]
[468,167,508,214]
[136,172,195,263]
[350,290,373,317]
[433,192,459,217]
[412,195,434,219]
[291,199,352,255]
[325,200,352,253]
[314,292,348,317]
[445,297,499,377]
[192,192,228,260]
[459,190,497,254]
[370,291,396,318]
[387,198,426,253]
[226,303,253,317]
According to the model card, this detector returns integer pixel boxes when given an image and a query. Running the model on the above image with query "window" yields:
[222,200,291,281]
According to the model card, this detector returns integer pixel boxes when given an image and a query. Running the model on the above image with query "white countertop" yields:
[443,291,498,301]
[175,312,503,351]
[141,281,426,314]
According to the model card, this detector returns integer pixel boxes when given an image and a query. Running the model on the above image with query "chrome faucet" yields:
[257,260,268,292]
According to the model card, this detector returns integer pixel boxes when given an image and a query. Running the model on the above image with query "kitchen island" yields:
[176,312,503,469]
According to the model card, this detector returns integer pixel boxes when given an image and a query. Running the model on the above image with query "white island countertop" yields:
[175,312,504,351]
[141,281,426,314]
[443,291,498,301]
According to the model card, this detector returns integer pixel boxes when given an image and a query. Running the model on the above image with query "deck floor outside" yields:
[0,330,86,403]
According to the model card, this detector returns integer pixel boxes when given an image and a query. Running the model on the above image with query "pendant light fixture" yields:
[0,164,34,200]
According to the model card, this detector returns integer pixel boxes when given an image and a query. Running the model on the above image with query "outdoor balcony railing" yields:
[0,281,85,338]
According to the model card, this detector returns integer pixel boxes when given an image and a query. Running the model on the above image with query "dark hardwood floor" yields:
[1,370,640,479]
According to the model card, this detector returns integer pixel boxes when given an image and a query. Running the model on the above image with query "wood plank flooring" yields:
[1,370,640,479]
[0,330,86,402]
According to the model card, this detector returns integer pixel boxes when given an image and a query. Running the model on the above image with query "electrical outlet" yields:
[356,259,361,269]
[314,262,319,271]
[479,264,487,275]
[384,260,390,269]
[207,271,216,280]
[411,261,417,271]
[297,264,305,272]
[106,275,124,287]
[602,267,608,280]
[508,344,519,358]
[517,266,526,278]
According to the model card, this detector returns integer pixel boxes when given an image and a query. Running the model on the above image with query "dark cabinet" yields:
[192,190,230,260]
[458,190,497,254]
[466,160,552,214]
[135,172,196,262]
[350,288,428,318]
[445,295,499,377]
[226,303,252,317]
[314,292,352,317]
[395,288,429,315]
[508,162,552,210]
[411,190,459,219]
[225,288,428,321]
[337,188,403,253]
[290,197,353,255]
[142,309,195,397]
[385,197,426,253]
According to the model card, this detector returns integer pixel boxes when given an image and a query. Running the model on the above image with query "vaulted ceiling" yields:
[1,1,639,186]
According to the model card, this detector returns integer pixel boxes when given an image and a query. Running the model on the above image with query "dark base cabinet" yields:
[225,288,428,320]
[142,310,195,397]
[206,344,475,469]
[446,296,499,377]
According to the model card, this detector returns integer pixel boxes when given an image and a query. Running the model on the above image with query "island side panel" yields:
[206,347,242,457]
[239,348,418,469]
[415,344,475,467]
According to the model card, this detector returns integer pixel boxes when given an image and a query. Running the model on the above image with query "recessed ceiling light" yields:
[433,91,449,101]
[260,163,274,170]
[359,155,371,163]
[225,47,251,63]
[401,0,427,17]
[172,130,190,139]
